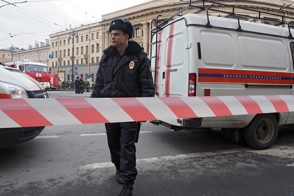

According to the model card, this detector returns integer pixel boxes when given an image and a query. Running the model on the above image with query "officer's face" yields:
[110,30,129,48]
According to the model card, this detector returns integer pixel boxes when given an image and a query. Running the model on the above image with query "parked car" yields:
[0,63,48,148]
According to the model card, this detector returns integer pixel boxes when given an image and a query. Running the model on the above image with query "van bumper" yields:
[0,127,45,148]
[150,118,203,131]
[182,118,203,128]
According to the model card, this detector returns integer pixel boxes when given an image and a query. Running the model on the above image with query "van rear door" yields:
[155,19,189,97]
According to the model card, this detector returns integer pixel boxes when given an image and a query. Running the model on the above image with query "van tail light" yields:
[188,73,196,96]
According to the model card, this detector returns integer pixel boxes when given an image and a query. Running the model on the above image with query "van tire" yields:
[243,114,278,150]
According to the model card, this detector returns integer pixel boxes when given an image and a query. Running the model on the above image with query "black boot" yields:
[118,182,133,196]
[116,170,125,184]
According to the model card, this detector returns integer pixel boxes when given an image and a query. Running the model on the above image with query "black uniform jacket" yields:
[91,41,154,98]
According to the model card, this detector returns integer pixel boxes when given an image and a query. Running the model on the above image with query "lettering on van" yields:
[223,74,282,80]
[168,69,177,72]
[198,68,291,85]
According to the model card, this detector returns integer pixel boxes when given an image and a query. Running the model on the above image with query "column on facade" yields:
[104,29,110,49]
[143,22,150,54]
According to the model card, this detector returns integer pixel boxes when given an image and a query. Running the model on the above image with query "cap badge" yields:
[129,61,135,69]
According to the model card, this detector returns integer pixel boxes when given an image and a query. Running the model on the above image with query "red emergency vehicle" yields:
[14,59,55,90]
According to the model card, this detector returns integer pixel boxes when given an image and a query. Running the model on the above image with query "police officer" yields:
[91,18,154,196]
[75,76,80,94]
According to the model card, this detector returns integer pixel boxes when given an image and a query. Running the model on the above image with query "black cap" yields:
[109,18,133,39]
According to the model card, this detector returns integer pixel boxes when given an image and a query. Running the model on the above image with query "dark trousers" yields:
[105,122,140,182]
[75,85,80,93]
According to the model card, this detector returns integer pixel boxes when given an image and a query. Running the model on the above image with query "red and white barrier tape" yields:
[1,95,294,128]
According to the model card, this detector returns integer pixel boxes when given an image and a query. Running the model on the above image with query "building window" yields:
[68,60,70,65]
[60,40,62,46]
[63,49,66,57]
[59,50,62,57]
[96,56,99,63]
[96,32,99,39]
[55,41,57,46]
[81,58,84,64]
[52,42,54,47]
[91,44,94,53]
[136,28,142,38]
[81,46,84,55]
[76,59,79,64]
[81,36,83,42]
[68,39,70,45]
[63,40,66,45]
[76,47,79,55]
[91,57,94,63]
[55,62,57,66]
[96,43,99,52]
[86,46,88,54]
[68,49,70,56]
[55,51,57,58]
[76,37,79,43]
[91,33,94,40]
[86,34,88,41]
[52,62,54,67]
[63,61,66,66]
[85,58,88,64]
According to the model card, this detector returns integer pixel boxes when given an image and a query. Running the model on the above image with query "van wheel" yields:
[243,114,278,150]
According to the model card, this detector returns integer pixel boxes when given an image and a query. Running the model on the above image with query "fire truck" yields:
[12,59,57,90]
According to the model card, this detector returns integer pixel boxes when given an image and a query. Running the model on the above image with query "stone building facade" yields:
[0,49,11,63]
[12,41,51,64]
[48,0,294,83]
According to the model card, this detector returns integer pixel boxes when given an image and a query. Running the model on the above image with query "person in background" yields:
[62,80,66,90]
[91,18,154,196]
[67,80,71,89]
[79,77,84,94]
[86,81,90,92]
[74,76,80,94]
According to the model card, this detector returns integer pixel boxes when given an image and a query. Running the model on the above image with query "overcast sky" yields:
[0,0,152,49]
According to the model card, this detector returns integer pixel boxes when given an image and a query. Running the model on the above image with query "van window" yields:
[290,42,294,69]
[200,31,234,67]
[166,33,184,67]
[239,36,287,70]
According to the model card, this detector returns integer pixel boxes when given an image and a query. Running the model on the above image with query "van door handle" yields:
[162,72,165,79]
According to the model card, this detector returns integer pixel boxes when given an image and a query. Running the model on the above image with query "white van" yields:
[0,63,48,148]
[150,1,294,149]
